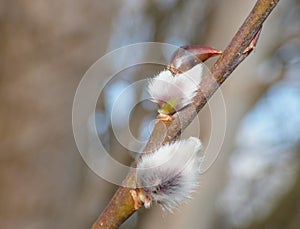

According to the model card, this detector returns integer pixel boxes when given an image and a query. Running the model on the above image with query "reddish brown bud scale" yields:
[168,45,222,75]
[243,26,262,54]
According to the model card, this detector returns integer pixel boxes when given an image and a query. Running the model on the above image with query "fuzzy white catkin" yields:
[136,137,202,212]
[147,64,203,113]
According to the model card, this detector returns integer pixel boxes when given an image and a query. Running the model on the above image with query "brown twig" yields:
[91,0,280,228]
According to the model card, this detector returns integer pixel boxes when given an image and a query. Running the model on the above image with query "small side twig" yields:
[91,0,280,228]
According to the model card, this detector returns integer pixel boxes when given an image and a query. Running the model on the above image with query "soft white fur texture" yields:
[136,137,202,212]
[148,64,203,114]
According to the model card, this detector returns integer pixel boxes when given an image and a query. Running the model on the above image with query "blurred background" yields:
[1,0,300,228]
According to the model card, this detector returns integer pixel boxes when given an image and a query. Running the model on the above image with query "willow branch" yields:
[91,0,280,228]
